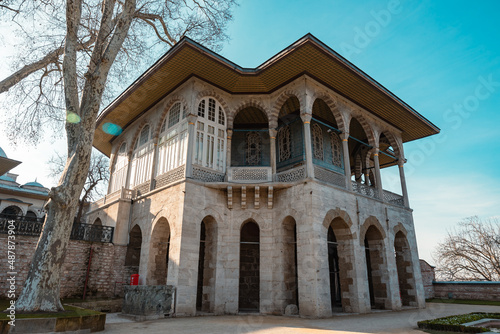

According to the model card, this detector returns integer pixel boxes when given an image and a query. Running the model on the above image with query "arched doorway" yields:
[196,216,218,313]
[328,226,342,310]
[239,221,260,312]
[125,225,142,268]
[148,218,170,285]
[364,224,389,309]
[326,216,355,312]
[394,231,417,306]
[283,217,298,309]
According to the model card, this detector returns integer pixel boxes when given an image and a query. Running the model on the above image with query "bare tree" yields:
[48,150,109,223]
[433,216,500,281]
[0,0,236,312]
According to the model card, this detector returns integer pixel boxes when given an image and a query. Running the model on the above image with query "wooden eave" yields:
[94,34,440,156]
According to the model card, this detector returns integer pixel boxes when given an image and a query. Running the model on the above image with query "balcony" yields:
[0,217,114,243]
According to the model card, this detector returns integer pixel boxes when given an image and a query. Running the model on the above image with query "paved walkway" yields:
[103,303,500,334]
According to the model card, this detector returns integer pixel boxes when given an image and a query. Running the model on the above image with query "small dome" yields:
[0,147,6,158]
[23,181,45,188]
[0,174,15,182]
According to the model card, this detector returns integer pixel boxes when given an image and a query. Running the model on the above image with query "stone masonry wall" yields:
[0,234,128,299]
[432,282,500,301]
[419,260,435,299]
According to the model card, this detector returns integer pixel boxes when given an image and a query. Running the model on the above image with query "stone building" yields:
[0,146,49,222]
[87,34,439,318]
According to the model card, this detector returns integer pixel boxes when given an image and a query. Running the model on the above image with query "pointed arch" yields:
[147,217,171,285]
[196,89,230,116]
[271,90,304,126]
[311,92,346,132]
[153,95,190,140]
[379,130,402,160]
[347,113,376,148]
[230,100,270,129]
[196,215,218,313]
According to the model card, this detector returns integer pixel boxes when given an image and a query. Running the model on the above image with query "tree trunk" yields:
[16,143,92,312]
[15,0,136,312]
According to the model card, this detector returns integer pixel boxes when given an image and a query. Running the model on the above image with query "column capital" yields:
[300,113,312,123]
[340,132,350,141]
[268,128,277,138]
[226,128,233,139]
[186,113,198,124]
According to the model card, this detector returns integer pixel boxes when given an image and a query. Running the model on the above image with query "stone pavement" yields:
[103,303,500,334]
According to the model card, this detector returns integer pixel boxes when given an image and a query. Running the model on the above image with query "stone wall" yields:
[0,234,128,299]
[432,282,500,301]
[419,260,435,299]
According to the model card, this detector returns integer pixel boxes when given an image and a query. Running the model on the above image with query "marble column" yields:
[301,113,315,179]
[269,128,277,180]
[399,162,410,207]
[341,132,352,190]
[373,148,384,199]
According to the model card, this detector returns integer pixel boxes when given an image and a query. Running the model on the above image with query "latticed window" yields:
[168,102,181,128]
[278,126,291,162]
[246,132,261,165]
[218,107,225,125]
[130,124,153,187]
[330,132,343,167]
[312,123,324,160]
[208,98,216,122]
[157,101,188,177]
[195,97,226,172]
[109,142,128,193]
[198,99,205,117]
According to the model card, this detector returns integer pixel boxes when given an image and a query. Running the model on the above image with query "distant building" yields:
[0,146,49,222]
[87,35,439,317]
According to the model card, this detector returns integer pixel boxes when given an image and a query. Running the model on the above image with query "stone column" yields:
[301,113,315,179]
[341,132,352,190]
[149,142,159,191]
[185,113,197,178]
[269,128,277,180]
[399,162,410,207]
[373,148,384,200]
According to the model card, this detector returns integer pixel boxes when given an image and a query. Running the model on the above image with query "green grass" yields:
[427,298,500,307]
[418,312,500,333]
[0,300,102,320]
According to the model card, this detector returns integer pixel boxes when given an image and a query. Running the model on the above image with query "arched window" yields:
[109,142,128,193]
[330,132,343,168]
[130,124,154,187]
[278,126,291,162]
[157,102,188,176]
[194,97,226,172]
[246,132,261,166]
[312,123,324,160]
[26,211,38,221]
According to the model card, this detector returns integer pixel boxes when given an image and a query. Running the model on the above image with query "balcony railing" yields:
[0,218,114,243]
[70,222,114,243]
[227,167,272,183]
[352,181,381,200]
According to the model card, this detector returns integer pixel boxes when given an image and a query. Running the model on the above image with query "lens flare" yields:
[102,122,123,136]
[66,112,81,123]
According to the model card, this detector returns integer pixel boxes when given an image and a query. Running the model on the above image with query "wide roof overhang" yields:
[94,34,439,156]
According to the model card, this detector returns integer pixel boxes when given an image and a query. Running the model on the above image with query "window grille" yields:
[330,132,343,167]
[312,123,323,160]
[246,132,261,166]
[278,126,291,162]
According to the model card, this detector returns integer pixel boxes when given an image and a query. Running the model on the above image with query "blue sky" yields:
[1,0,499,263]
